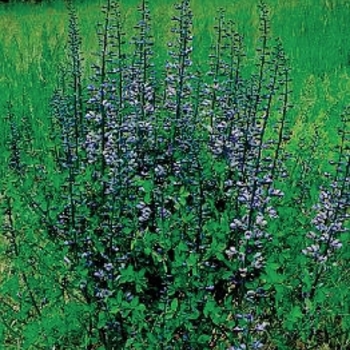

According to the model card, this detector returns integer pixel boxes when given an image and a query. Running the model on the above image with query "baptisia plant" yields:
[4,0,293,348]
[2,0,348,349]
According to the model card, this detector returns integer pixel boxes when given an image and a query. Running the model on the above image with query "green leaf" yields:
[275,284,285,304]
[144,191,152,204]
[203,299,216,318]
[188,308,200,320]
[131,296,139,308]
[171,298,179,311]
[187,253,197,267]
[198,334,211,344]
[97,313,107,328]
[137,303,146,312]
[119,265,135,283]
[265,262,284,284]
[290,305,303,321]
[110,305,120,314]
[147,332,158,344]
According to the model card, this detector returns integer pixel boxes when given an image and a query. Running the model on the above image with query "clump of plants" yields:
[0,0,349,349]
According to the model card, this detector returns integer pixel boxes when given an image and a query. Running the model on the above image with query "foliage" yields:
[0,0,349,349]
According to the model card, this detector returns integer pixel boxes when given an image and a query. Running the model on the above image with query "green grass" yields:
[0,0,349,160]
[1,0,350,94]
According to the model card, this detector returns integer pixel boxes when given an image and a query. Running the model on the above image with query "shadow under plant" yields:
[0,0,349,349]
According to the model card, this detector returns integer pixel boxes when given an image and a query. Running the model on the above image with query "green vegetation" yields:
[1,0,350,141]
[0,0,349,349]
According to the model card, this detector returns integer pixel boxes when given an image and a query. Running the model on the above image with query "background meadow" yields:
[1,0,350,167]
[0,0,349,349]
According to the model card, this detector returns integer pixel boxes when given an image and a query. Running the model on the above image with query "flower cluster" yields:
[302,109,349,265]
[303,185,348,263]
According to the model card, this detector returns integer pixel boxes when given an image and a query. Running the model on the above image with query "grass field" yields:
[0,0,350,159]
[0,0,349,349]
